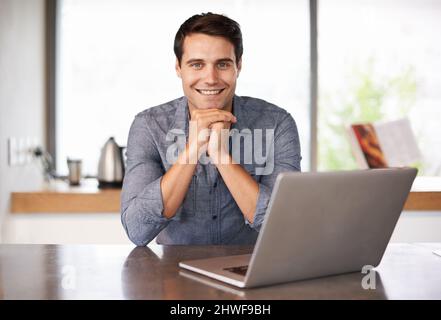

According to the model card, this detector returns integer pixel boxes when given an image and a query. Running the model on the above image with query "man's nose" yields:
[203,65,219,85]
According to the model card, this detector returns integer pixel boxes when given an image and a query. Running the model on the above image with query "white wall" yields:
[391,211,441,242]
[3,213,131,244]
[0,0,46,241]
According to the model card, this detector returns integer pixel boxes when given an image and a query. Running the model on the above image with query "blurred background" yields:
[1,0,440,245]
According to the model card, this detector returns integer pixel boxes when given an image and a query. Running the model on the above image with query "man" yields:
[121,13,301,246]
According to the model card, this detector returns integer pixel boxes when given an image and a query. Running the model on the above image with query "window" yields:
[56,0,439,176]
[318,0,441,175]
[56,0,310,175]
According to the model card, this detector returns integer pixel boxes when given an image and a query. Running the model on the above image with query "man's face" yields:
[176,33,241,113]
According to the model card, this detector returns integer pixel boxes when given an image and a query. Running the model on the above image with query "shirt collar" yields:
[168,96,188,136]
[231,95,251,132]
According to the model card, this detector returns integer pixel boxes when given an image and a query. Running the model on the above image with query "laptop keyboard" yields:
[223,265,248,276]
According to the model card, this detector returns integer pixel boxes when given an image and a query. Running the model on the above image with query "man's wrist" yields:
[210,149,232,166]
[176,142,199,165]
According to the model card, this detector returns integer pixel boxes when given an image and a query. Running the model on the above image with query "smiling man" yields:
[121,13,301,246]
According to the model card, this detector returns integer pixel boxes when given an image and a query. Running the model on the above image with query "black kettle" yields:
[97,137,125,189]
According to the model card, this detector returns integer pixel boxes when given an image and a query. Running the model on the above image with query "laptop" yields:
[179,168,417,288]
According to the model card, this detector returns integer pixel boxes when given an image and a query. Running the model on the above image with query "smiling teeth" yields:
[199,89,222,95]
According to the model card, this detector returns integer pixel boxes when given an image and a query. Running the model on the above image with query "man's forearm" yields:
[161,111,236,219]
[215,154,259,224]
[160,143,198,219]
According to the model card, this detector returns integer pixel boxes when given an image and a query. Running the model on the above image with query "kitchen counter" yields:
[9,176,441,213]
[0,243,440,299]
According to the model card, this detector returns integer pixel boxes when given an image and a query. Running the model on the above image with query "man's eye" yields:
[191,63,202,69]
[218,62,230,69]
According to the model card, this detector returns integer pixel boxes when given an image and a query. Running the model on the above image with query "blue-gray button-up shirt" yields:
[121,95,301,246]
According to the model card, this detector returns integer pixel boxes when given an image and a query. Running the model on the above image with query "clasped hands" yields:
[186,108,237,165]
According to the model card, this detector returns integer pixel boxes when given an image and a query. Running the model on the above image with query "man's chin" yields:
[204,105,224,110]
[194,103,225,110]
[187,95,233,111]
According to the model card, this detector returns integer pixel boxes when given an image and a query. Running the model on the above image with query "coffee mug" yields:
[67,158,82,186]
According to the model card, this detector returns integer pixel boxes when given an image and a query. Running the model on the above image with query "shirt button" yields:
[212,215,217,220]
[213,182,217,188]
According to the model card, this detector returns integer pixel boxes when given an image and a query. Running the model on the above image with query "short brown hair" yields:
[174,12,243,66]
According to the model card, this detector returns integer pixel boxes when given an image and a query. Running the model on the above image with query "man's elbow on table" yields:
[127,231,152,247]
[121,211,158,247]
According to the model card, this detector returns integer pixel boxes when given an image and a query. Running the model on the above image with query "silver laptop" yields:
[179,168,417,288]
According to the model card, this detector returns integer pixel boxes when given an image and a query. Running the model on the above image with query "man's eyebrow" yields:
[216,58,235,63]
[185,58,204,65]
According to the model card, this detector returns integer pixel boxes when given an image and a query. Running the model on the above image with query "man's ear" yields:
[175,58,182,78]
[236,58,242,77]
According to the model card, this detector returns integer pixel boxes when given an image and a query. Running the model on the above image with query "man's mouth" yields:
[195,88,225,96]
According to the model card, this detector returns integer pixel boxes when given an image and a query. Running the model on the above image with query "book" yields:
[347,117,421,169]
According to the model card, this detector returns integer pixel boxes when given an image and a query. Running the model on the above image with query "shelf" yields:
[10,177,441,213]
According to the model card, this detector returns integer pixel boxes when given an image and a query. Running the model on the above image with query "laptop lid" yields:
[244,168,417,288]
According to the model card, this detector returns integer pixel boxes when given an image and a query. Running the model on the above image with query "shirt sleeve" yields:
[120,114,176,246]
[245,112,302,231]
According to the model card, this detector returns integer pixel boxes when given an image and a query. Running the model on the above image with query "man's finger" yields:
[205,114,236,125]
[191,109,237,122]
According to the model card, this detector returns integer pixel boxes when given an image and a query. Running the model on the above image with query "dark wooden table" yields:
[1,243,440,299]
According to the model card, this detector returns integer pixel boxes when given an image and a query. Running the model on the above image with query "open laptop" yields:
[179,168,417,288]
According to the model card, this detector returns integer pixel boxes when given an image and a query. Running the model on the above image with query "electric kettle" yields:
[97,137,125,189]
